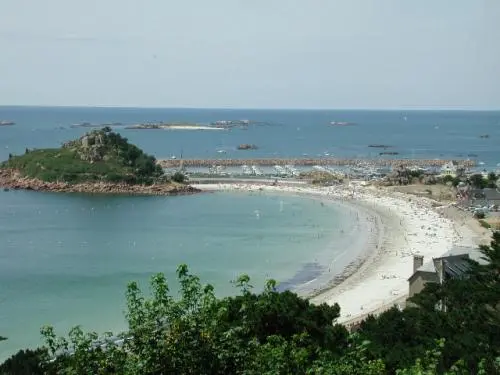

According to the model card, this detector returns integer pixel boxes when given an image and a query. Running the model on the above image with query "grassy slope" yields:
[1,148,137,183]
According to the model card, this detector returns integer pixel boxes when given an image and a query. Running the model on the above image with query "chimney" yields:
[413,255,424,273]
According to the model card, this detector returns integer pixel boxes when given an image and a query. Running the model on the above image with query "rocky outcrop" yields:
[0,169,200,196]
[237,144,258,150]
[63,129,108,163]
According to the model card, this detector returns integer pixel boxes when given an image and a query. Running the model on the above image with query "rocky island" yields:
[237,144,258,150]
[70,122,123,128]
[125,122,224,131]
[368,144,393,148]
[0,127,199,195]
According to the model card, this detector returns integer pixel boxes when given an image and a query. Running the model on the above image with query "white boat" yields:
[252,166,263,176]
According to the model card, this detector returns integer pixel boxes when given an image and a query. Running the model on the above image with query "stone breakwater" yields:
[158,158,476,168]
[0,170,200,196]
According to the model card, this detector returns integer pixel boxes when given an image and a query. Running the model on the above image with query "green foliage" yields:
[171,171,187,184]
[2,232,500,374]
[487,172,498,188]
[1,128,165,185]
[474,211,486,219]
[451,177,461,187]
[440,175,462,188]
[307,335,386,374]
[409,170,424,179]
[479,219,491,229]
[0,348,48,375]
[469,174,488,189]
[360,232,500,373]
[441,175,454,184]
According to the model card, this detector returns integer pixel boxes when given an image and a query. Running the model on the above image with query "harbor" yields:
[158,158,480,182]
[159,158,476,179]
[159,158,476,168]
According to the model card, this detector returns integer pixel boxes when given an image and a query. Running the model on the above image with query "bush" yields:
[469,174,487,189]
[474,211,486,219]
[2,232,500,375]
[0,348,48,375]
[171,171,187,183]
[441,175,454,184]
[479,219,491,229]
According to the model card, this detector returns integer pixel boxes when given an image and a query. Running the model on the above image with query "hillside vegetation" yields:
[1,127,164,184]
[2,232,500,374]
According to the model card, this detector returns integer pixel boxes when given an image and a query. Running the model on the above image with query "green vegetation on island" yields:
[2,232,500,374]
[1,127,165,185]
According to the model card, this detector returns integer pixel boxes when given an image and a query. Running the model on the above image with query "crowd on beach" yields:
[194,180,484,323]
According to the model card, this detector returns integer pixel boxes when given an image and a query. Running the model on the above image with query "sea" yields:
[0,106,499,359]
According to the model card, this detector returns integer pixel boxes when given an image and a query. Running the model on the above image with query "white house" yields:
[439,161,458,177]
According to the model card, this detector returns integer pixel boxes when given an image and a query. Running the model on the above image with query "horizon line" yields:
[1,104,499,111]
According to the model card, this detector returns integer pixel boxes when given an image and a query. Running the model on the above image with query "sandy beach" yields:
[193,181,490,324]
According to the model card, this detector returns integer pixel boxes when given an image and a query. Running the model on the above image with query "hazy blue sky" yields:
[1,0,499,109]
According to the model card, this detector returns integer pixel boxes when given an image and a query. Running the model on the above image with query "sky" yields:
[0,0,499,109]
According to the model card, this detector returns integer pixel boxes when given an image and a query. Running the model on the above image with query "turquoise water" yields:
[0,189,353,359]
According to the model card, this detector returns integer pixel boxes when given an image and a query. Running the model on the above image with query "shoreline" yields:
[193,182,486,323]
[0,169,200,196]
[282,194,384,299]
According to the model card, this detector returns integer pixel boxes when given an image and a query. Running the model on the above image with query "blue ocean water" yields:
[0,106,499,167]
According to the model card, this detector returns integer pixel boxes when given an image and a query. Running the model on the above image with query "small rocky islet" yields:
[237,144,258,150]
[0,127,198,196]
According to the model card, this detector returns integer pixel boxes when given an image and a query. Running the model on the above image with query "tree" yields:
[469,174,487,189]
[442,175,454,184]
[0,348,48,375]
[3,235,500,373]
[171,171,187,183]
[26,267,348,374]
[451,177,461,188]
[358,232,500,373]
[487,172,498,188]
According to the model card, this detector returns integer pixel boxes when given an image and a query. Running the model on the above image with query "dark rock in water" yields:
[237,144,258,150]
[379,151,399,155]
[3,188,9,192]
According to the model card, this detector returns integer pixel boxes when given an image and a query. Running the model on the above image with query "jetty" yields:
[158,158,476,169]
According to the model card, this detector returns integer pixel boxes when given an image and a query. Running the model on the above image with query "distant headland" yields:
[0,127,198,195]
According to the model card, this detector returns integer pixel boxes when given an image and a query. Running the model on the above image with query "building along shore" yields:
[159,158,476,169]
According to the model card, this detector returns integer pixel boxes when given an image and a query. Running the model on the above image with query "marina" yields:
[159,158,476,168]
